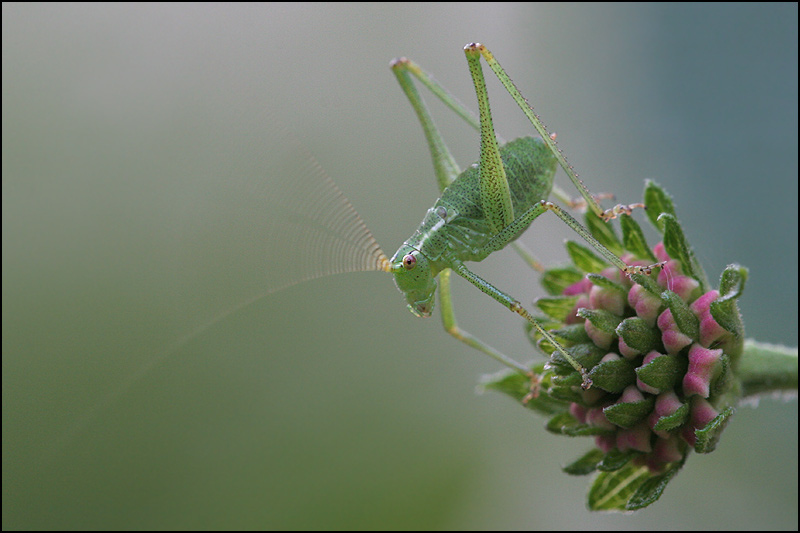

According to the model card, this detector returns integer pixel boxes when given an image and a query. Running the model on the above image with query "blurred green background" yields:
[3,3,797,529]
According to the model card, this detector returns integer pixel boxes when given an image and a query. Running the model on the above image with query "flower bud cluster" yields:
[485,181,752,510]
[554,242,738,470]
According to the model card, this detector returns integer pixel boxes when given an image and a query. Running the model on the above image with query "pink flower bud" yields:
[657,308,693,355]
[683,343,723,398]
[628,284,662,327]
[690,290,729,347]
[653,435,684,464]
[585,320,614,350]
[617,422,653,453]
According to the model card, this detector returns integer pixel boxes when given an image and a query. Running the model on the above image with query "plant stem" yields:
[738,339,798,398]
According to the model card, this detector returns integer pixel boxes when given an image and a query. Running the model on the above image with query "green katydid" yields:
[383,43,664,388]
[191,42,663,391]
[55,44,666,450]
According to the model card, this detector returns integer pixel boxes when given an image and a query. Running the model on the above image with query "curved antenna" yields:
[45,124,390,462]
[172,122,391,333]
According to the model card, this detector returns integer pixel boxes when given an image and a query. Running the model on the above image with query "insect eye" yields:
[402,254,416,270]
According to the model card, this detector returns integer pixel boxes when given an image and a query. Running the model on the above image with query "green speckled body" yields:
[404,136,557,274]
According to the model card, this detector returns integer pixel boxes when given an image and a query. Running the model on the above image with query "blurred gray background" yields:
[3,3,797,529]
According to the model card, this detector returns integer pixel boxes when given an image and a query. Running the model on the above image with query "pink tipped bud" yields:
[586,406,616,431]
[617,422,653,453]
[628,284,662,327]
[589,284,626,316]
[569,403,588,424]
[657,261,700,301]
[648,390,684,438]
[690,290,729,347]
[563,277,592,296]
[653,242,670,263]
[595,434,616,453]
[565,294,591,325]
[653,435,684,464]
[658,308,693,355]
[618,384,646,404]
[585,320,614,350]
[683,344,723,398]
[617,336,641,359]
[681,397,719,446]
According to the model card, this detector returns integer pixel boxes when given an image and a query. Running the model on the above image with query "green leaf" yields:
[628,270,664,299]
[536,295,579,322]
[603,396,656,428]
[635,353,688,391]
[695,406,735,453]
[588,462,651,511]
[584,211,624,255]
[480,368,569,416]
[660,290,700,340]
[710,264,748,338]
[710,352,733,397]
[626,458,685,510]
[577,308,623,334]
[616,317,662,354]
[659,213,709,292]
[563,448,605,476]
[547,377,585,404]
[643,180,676,230]
[541,266,585,296]
[589,358,637,394]
[597,448,637,472]
[566,240,608,273]
[652,402,690,432]
[548,343,606,375]
[620,215,657,262]
[546,412,615,437]
[586,273,626,295]
[548,323,592,345]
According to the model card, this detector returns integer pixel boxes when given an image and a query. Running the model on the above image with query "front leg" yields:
[450,259,593,389]
[481,199,666,276]
[437,269,533,376]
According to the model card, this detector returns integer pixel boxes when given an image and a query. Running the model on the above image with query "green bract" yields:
[484,181,748,511]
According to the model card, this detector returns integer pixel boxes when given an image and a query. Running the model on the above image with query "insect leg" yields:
[438,268,533,376]
[465,43,643,222]
[450,259,593,389]
[391,54,541,269]
[464,43,515,234]
[391,58,461,191]
[392,58,534,377]
[480,199,665,276]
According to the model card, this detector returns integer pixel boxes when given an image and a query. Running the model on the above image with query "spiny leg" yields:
[464,43,644,222]
[465,44,597,385]
[438,269,532,376]
[552,187,617,212]
[391,57,533,377]
[467,199,664,386]
[450,259,593,389]
[463,44,514,234]
[390,55,541,269]
[465,42,663,276]
[391,58,461,191]
[480,198,665,276]
[538,201,665,275]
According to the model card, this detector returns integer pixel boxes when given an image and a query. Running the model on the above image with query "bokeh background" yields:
[3,3,797,529]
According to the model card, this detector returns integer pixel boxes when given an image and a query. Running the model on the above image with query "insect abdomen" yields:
[435,136,558,260]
